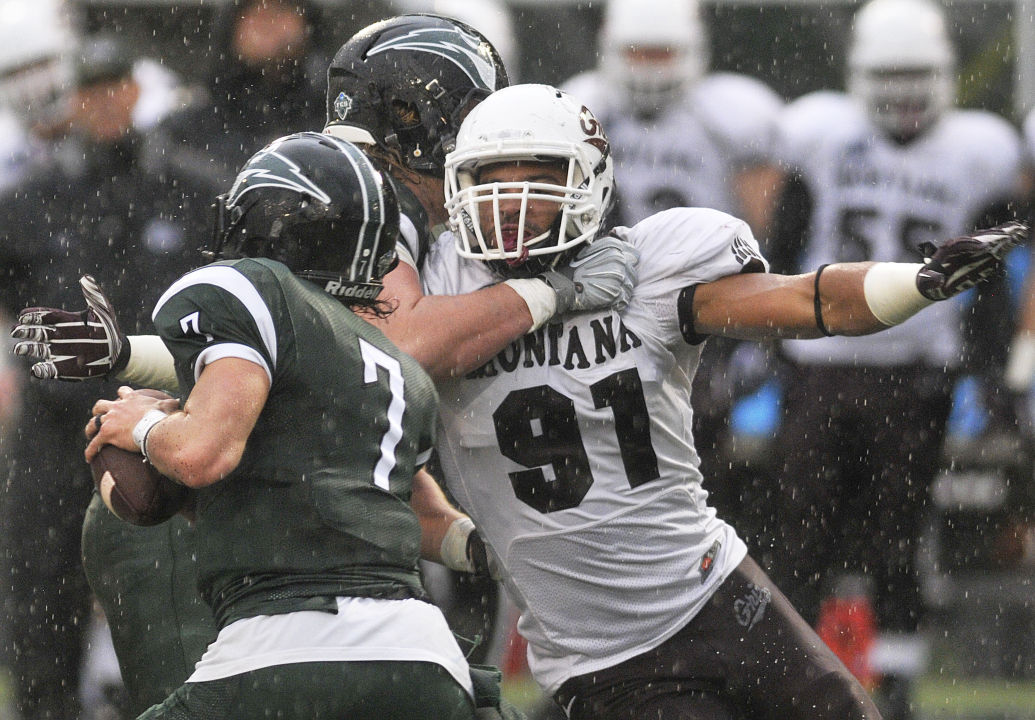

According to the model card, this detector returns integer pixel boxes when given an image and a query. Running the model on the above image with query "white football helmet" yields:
[445,84,616,271]
[599,0,708,115]
[847,0,955,140]
[0,0,74,130]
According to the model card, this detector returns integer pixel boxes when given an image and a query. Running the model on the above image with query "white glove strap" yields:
[862,263,933,326]
[1006,332,1035,392]
[503,278,557,331]
[132,409,169,461]
[440,516,476,573]
[121,336,179,392]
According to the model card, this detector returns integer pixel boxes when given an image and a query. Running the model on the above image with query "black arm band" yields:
[814,264,835,337]
[677,285,708,345]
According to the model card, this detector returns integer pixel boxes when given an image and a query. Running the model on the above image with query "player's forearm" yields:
[411,468,468,563]
[380,284,535,381]
[695,261,936,339]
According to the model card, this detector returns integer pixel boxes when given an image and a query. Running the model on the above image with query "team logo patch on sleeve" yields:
[731,234,764,267]
[699,539,721,581]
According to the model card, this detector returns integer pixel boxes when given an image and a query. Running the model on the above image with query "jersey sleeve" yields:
[396,213,420,271]
[621,207,769,346]
[151,259,283,393]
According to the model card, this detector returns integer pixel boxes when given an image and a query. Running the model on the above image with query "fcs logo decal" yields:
[333,92,353,121]
[227,143,332,209]
[367,28,500,90]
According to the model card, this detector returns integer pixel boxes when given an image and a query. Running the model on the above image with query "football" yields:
[89,389,190,526]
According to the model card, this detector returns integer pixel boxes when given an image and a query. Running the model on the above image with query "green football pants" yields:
[137,660,477,719]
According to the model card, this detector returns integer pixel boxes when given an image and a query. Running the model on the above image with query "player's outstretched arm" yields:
[369,237,638,381]
[10,275,178,390]
[692,222,1028,339]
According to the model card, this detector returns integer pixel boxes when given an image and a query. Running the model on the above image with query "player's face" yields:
[473,160,568,254]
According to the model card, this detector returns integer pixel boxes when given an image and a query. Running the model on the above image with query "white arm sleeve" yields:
[116,335,178,393]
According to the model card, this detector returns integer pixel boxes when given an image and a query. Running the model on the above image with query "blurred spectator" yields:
[154,0,327,187]
[560,0,785,550]
[765,0,1023,717]
[0,33,219,719]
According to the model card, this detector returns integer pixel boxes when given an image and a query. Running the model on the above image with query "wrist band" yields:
[132,408,169,461]
[503,278,557,331]
[122,336,178,392]
[440,516,477,573]
[862,262,932,326]
[813,264,834,337]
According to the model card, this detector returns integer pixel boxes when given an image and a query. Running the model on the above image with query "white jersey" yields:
[423,209,764,693]
[776,92,1022,367]
[561,71,782,224]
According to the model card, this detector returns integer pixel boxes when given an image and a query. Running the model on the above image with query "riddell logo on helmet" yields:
[324,281,380,299]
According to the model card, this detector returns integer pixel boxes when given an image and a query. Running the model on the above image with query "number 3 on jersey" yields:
[492,368,660,513]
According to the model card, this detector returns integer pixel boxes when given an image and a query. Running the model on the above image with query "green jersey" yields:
[152,258,438,628]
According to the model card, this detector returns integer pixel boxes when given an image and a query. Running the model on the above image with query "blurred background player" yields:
[0,33,219,719]
[561,0,782,234]
[0,0,74,192]
[765,0,1024,716]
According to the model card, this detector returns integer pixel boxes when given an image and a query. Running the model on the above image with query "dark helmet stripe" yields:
[324,135,387,282]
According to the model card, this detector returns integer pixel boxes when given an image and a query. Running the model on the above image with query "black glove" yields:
[540,235,639,314]
[916,221,1028,301]
[10,275,128,380]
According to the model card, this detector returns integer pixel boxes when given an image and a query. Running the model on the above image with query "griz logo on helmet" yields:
[578,105,610,156]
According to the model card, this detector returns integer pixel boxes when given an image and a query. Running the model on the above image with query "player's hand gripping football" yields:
[540,235,639,313]
[916,221,1028,301]
[10,275,129,380]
